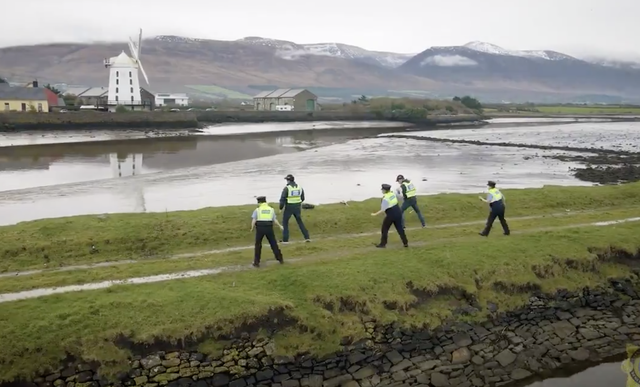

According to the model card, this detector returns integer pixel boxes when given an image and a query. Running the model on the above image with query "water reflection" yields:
[525,361,625,387]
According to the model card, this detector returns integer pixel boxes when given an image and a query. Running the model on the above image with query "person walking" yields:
[478,180,511,237]
[396,174,426,229]
[371,183,409,248]
[251,196,284,267]
[279,174,310,243]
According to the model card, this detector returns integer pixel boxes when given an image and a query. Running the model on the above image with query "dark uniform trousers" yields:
[255,222,282,264]
[380,206,409,246]
[282,204,310,242]
[481,199,510,236]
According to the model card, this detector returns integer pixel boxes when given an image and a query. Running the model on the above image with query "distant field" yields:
[185,85,252,99]
[535,105,640,114]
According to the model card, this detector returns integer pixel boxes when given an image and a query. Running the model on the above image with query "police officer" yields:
[396,174,426,229]
[478,181,511,237]
[279,174,310,243]
[251,196,284,267]
[371,183,409,248]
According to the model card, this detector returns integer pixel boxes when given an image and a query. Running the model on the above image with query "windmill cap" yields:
[381,183,392,190]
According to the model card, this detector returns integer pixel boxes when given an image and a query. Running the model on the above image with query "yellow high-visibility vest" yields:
[402,181,417,198]
[488,188,503,203]
[383,192,398,207]
[286,185,303,204]
[256,203,275,221]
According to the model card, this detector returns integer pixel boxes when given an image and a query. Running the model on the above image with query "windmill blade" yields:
[128,39,139,61]
[138,29,142,56]
[138,60,150,85]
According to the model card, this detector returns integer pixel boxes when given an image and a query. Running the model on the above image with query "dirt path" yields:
[0,216,638,304]
[0,208,616,279]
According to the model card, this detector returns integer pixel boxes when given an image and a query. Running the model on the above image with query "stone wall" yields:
[7,278,640,387]
[0,112,198,131]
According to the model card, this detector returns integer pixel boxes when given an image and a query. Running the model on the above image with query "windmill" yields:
[103,28,150,111]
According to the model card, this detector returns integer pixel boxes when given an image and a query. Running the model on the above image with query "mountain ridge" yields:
[1,35,639,102]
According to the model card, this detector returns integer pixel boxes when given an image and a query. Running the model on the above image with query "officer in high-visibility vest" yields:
[478,181,511,237]
[251,196,284,267]
[396,174,426,229]
[371,183,409,248]
[279,174,310,243]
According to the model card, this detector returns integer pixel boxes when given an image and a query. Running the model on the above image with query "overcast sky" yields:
[2,0,637,60]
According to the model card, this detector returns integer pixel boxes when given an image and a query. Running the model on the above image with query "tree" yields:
[44,84,62,95]
[62,93,78,106]
[452,96,461,102]
[459,95,483,111]
[358,95,369,103]
[0,77,7,84]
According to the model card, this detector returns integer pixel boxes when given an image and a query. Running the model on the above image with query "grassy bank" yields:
[484,104,640,116]
[3,183,640,273]
[1,184,640,381]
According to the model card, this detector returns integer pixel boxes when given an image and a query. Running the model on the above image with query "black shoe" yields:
[252,262,260,268]
[504,232,510,236]
[276,257,284,264]
[422,225,426,228]
[375,244,386,248]
[305,239,310,243]
[404,244,409,248]
[479,233,488,237]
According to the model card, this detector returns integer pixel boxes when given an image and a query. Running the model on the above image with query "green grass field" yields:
[485,105,640,115]
[1,183,639,381]
[185,85,253,99]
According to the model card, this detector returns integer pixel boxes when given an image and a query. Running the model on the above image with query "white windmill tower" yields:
[103,29,150,111]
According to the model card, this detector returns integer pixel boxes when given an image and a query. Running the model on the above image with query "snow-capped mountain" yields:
[583,57,640,70]
[463,41,576,61]
[153,35,203,43]
[237,36,414,68]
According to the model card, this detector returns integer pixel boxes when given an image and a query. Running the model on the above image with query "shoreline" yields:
[0,111,485,132]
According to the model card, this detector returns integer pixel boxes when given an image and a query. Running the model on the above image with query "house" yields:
[155,92,189,107]
[23,80,63,111]
[253,89,318,111]
[77,87,109,106]
[140,88,155,110]
[0,84,49,112]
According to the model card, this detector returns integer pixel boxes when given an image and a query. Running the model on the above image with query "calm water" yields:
[525,361,626,387]
[0,121,592,225]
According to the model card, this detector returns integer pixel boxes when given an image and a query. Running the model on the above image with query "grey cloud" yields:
[0,0,638,62]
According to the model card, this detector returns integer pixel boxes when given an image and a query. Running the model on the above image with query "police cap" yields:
[487,180,496,187]
[256,196,267,203]
[396,174,405,182]
[285,174,295,181]
[381,183,392,191]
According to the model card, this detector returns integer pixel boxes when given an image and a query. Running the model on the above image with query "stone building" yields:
[253,89,318,111]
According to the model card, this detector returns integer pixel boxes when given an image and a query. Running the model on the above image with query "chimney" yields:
[32,80,39,87]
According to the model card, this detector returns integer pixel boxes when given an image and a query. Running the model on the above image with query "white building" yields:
[155,93,189,107]
[104,52,146,111]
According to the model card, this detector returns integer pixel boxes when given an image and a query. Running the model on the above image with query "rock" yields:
[451,348,471,365]
[471,356,484,366]
[431,372,450,387]
[133,376,147,385]
[352,366,376,380]
[418,360,440,370]
[141,356,162,370]
[568,348,590,361]
[390,359,413,373]
[211,374,230,387]
[579,328,602,340]
[162,358,181,368]
[511,369,532,380]
[152,374,179,383]
[385,350,404,365]
[552,320,577,338]
[453,332,473,347]
[307,374,323,387]
[494,349,517,367]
